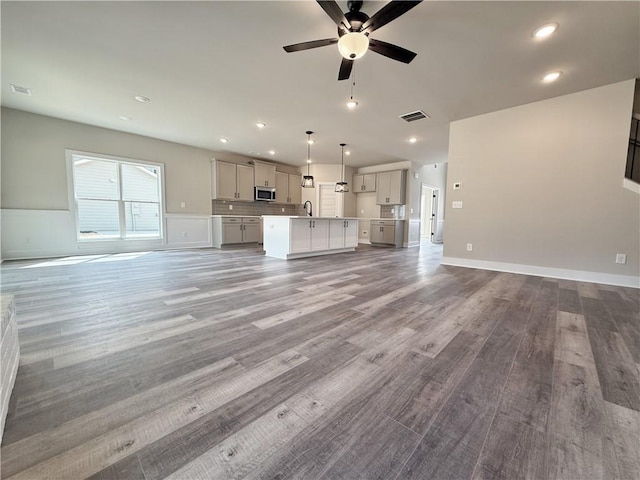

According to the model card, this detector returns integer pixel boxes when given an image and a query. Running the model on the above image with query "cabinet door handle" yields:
[312,220,315,228]
[309,220,312,228]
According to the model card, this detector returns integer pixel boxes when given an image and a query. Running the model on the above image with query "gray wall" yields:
[1,108,213,214]
[444,80,638,280]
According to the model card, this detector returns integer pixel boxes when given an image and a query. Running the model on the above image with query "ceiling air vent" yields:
[10,84,31,96]
[399,110,429,122]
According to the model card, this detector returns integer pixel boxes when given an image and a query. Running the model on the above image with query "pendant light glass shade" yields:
[302,131,315,188]
[335,143,349,193]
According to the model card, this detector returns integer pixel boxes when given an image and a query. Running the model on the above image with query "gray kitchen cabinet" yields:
[254,161,276,187]
[212,216,260,248]
[370,219,404,247]
[352,173,376,192]
[376,170,406,205]
[275,172,302,204]
[212,161,254,201]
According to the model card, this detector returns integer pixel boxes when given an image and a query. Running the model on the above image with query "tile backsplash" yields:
[212,199,305,216]
[380,205,405,219]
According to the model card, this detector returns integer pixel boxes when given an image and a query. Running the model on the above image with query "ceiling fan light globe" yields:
[338,32,369,60]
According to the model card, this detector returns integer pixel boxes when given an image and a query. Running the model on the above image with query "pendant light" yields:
[346,65,358,109]
[335,143,349,193]
[302,130,315,188]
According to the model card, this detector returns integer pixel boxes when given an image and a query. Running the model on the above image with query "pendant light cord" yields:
[350,66,356,101]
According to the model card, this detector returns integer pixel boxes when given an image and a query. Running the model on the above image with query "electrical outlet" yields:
[410,208,414,214]
[281,208,285,212]
[452,201,463,209]
[466,243,473,251]
[229,204,233,210]
[180,202,186,208]
[361,209,364,214]
[615,253,627,264]
[363,230,368,236]
[181,232,188,238]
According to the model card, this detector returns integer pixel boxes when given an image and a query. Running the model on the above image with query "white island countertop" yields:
[262,216,359,260]
[262,215,360,220]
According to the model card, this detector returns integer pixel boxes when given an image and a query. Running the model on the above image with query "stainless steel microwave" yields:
[255,186,276,202]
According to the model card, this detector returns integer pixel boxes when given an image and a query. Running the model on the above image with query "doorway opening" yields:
[420,184,439,243]
[316,183,343,217]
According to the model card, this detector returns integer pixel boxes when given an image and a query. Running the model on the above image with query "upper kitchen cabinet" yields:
[352,173,376,193]
[275,172,302,204]
[212,160,254,201]
[376,170,406,205]
[254,161,276,188]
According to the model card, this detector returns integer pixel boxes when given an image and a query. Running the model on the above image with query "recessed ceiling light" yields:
[345,150,351,156]
[134,95,150,103]
[119,116,131,121]
[533,23,559,39]
[409,137,418,143]
[542,71,562,83]
[220,138,229,143]
[268,150,276,155]
[256,122,266,129]
[10,84,31,95]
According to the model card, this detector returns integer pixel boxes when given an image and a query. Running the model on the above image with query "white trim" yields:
[441,256,639,288]
[65,149,166,243]
[623,177,640,194]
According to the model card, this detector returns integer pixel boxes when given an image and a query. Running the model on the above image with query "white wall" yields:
[298,164,356,217]
[443,80,639,287]
[1,108,215,259]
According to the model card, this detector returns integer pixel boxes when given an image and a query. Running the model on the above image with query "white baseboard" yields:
[441,256,639,288]
[358,239,371,245]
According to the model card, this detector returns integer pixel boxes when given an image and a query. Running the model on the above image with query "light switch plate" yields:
[615,253,627,264]
[452,201,463,209]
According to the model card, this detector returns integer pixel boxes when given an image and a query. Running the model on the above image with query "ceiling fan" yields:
[283,0,422,80]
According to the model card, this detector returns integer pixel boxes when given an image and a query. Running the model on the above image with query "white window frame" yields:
[66,149,166,243]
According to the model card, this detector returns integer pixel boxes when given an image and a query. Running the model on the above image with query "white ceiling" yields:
[2,1,638,168]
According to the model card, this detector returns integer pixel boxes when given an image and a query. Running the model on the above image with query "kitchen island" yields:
[262,216,359,259]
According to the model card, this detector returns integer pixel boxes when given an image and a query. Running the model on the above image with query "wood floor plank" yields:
[603,401,640,479]
[472,413,549,480]
[498,280,557,432]
[587,327,640,411]
[6,349,308,480]
[135,341,362,480]
[1,245,637,480]
[397,308,524,479]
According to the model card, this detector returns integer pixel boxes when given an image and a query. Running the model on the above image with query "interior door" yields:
[318,184,338,217]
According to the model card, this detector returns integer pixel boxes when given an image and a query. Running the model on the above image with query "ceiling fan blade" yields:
[283,38,338,53]
[368,38,417,64]
[361,1,422,34]
[338,58,354,81]
[316,0,351,32]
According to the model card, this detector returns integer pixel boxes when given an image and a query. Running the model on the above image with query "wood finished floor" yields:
[1,244,639,480]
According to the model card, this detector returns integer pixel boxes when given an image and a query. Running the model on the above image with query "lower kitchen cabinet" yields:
[370,219,404,247]
[212,216,260,248]
[291,218,329,253]
[263,216,359,260]
[329,219,358,249]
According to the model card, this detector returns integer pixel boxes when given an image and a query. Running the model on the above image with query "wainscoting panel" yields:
[165,215,212,249]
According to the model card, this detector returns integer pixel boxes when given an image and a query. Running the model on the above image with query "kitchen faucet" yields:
[303,200,313,217]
